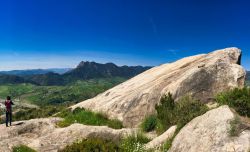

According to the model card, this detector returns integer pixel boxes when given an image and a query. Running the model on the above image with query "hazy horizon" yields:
[0,48,249,71]
[1,0,249,71]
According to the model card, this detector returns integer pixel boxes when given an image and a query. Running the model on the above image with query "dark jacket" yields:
[5,100,14,112]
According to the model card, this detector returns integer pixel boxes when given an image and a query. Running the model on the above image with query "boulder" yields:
[71,47,246,127]
[0,118,136,152]
[169,106,250,152]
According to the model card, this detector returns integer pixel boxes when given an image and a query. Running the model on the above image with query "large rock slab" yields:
[0,118,136,152]
[169,106,250,152]
[71,47,246,127]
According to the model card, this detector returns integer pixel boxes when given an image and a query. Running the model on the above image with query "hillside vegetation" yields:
[141,93,208,135]
[216,87,250,117]
[0,77,125,106]
[0,77,126,123]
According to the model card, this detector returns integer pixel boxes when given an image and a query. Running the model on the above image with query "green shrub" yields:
[107,119,124,129]
[155,93,208,134]
[216,87,250,117]
[120,132,150,152]
[59,138,120,152]
[13,145,36,152]
[141,115,157,132]
[57,108,123,129]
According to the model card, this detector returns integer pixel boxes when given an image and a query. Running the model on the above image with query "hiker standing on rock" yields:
[5,96,14,127]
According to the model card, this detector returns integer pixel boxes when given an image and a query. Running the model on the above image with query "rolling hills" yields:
[0,68,71,76]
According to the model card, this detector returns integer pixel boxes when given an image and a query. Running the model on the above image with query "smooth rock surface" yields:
[0,118,136,152]
[169,106,250,152]
[145,125,177,150]
[71,47,246,127]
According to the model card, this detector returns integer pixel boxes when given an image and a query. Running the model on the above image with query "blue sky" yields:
[0,0,249,71]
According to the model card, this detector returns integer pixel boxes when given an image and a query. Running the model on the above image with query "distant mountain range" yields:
[0,61,151,86]
[0,68,71,76]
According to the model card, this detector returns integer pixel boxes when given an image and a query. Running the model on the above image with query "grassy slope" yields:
[57,108,123,129]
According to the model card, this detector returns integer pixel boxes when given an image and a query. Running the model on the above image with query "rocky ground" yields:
[169,106,250,152]
[0,118,136,152]
[0,106,249,152]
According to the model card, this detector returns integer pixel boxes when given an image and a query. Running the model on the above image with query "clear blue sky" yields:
[0,0,249,70]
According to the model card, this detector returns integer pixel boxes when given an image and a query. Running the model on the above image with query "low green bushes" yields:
[216,87,250,117]
[140,93,208,134]
[155,93,208,134]
[139,93,208,150]
[59,138,120,152]
[57,108,123,129]
[151,93,208,150]
[120,133,150,152]
[59,133,150,152]
[13,145,36,152]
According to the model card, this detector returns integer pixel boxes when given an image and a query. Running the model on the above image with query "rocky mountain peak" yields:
[76,61,96,68]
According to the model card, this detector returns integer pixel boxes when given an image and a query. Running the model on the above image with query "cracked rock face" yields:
[71,47,246,127]
[169,106,250,152]
[72,48,246,127]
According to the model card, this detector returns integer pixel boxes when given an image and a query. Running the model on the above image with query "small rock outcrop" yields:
[145,125,177,150]
[169,106,250,152]
[71,48,246,127]
[0,118,136,152]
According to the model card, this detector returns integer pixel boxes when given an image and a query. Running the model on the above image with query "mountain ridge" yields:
[64,61,151,81]
[0,61,151,86]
